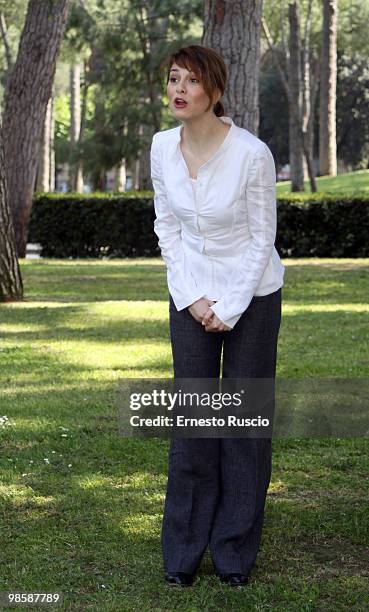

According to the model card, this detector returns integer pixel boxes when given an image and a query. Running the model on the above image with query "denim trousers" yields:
[161,288,282,576]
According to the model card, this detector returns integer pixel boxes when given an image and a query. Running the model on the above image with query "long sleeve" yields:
[210,143,278,329]
[150,133,205,310]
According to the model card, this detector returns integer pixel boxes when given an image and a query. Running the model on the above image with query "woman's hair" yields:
[163,44,227,117]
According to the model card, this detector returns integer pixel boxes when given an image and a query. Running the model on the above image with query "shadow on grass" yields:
[16,259,369,303]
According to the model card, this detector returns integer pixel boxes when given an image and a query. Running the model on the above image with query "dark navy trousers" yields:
[161,288,282,576]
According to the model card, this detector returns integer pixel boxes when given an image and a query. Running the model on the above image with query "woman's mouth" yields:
[174,98,188,108]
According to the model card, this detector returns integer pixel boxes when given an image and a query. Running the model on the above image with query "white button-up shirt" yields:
[150,115,285,329]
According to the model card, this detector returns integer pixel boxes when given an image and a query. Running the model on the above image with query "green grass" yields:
[0,258,368,611]
[276,169,369,196]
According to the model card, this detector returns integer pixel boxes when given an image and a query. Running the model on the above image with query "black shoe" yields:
[165,572,194,586]
[217,572,249,586]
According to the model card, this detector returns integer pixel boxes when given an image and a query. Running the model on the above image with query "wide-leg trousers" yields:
[161,288,282,576]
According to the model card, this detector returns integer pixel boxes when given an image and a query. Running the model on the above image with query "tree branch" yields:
[0,12,13,72]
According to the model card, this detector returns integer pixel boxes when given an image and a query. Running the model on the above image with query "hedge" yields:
[28,191,369,258]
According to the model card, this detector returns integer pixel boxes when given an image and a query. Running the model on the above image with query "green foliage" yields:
[260,50,369,170]
[277,193,369,257]
[263,0,369,58]
[54,94,71,164]
[29,192,158,258]
[336,52,369,169]
[29,191,369,259]
[0,0,27,98]
[55,0,204,177]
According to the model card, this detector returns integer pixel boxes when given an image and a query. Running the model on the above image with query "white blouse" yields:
[150,115,285,329]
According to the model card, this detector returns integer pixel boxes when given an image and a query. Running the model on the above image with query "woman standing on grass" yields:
[150,44,284,587]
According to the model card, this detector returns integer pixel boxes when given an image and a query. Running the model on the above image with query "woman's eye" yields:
[169,77,199,83]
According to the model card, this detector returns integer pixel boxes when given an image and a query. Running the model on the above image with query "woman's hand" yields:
[202,307,231,332]
[187,298,216,323]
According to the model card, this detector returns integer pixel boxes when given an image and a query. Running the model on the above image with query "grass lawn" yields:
[276,168,369,196]
[0,257,368,611]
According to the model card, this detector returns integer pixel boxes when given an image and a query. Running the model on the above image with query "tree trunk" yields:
[114,162,126,192]
[132,123,143,191]
[202,0,263,134]
[70,62,84,192]
[319,0,337,176]
[91,85,106,191]
[36,95,53,192]
[288,2,304,191]
[2,0,70,257]
[262,5,317,192]
[114,118,128,192]
[307,54,319,175]
[50,94,56,192]
[0,124,23,301]
[301,0,313,179]
[138,117,152,190]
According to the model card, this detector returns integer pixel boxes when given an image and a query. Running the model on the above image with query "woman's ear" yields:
[213,88,222,106]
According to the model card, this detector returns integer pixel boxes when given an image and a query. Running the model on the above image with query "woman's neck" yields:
[180,115,229,157]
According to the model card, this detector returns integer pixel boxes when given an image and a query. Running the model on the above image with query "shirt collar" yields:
[170,116,236,164]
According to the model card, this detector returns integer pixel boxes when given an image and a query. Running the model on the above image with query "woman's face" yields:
[167,62,216,119]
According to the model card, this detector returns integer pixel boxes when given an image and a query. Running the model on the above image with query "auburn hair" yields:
[163,44,227,117]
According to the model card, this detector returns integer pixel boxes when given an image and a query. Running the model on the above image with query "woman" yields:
[150,44,284,587]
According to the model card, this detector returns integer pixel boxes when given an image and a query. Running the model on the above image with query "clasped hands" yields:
[187,297,231,332]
